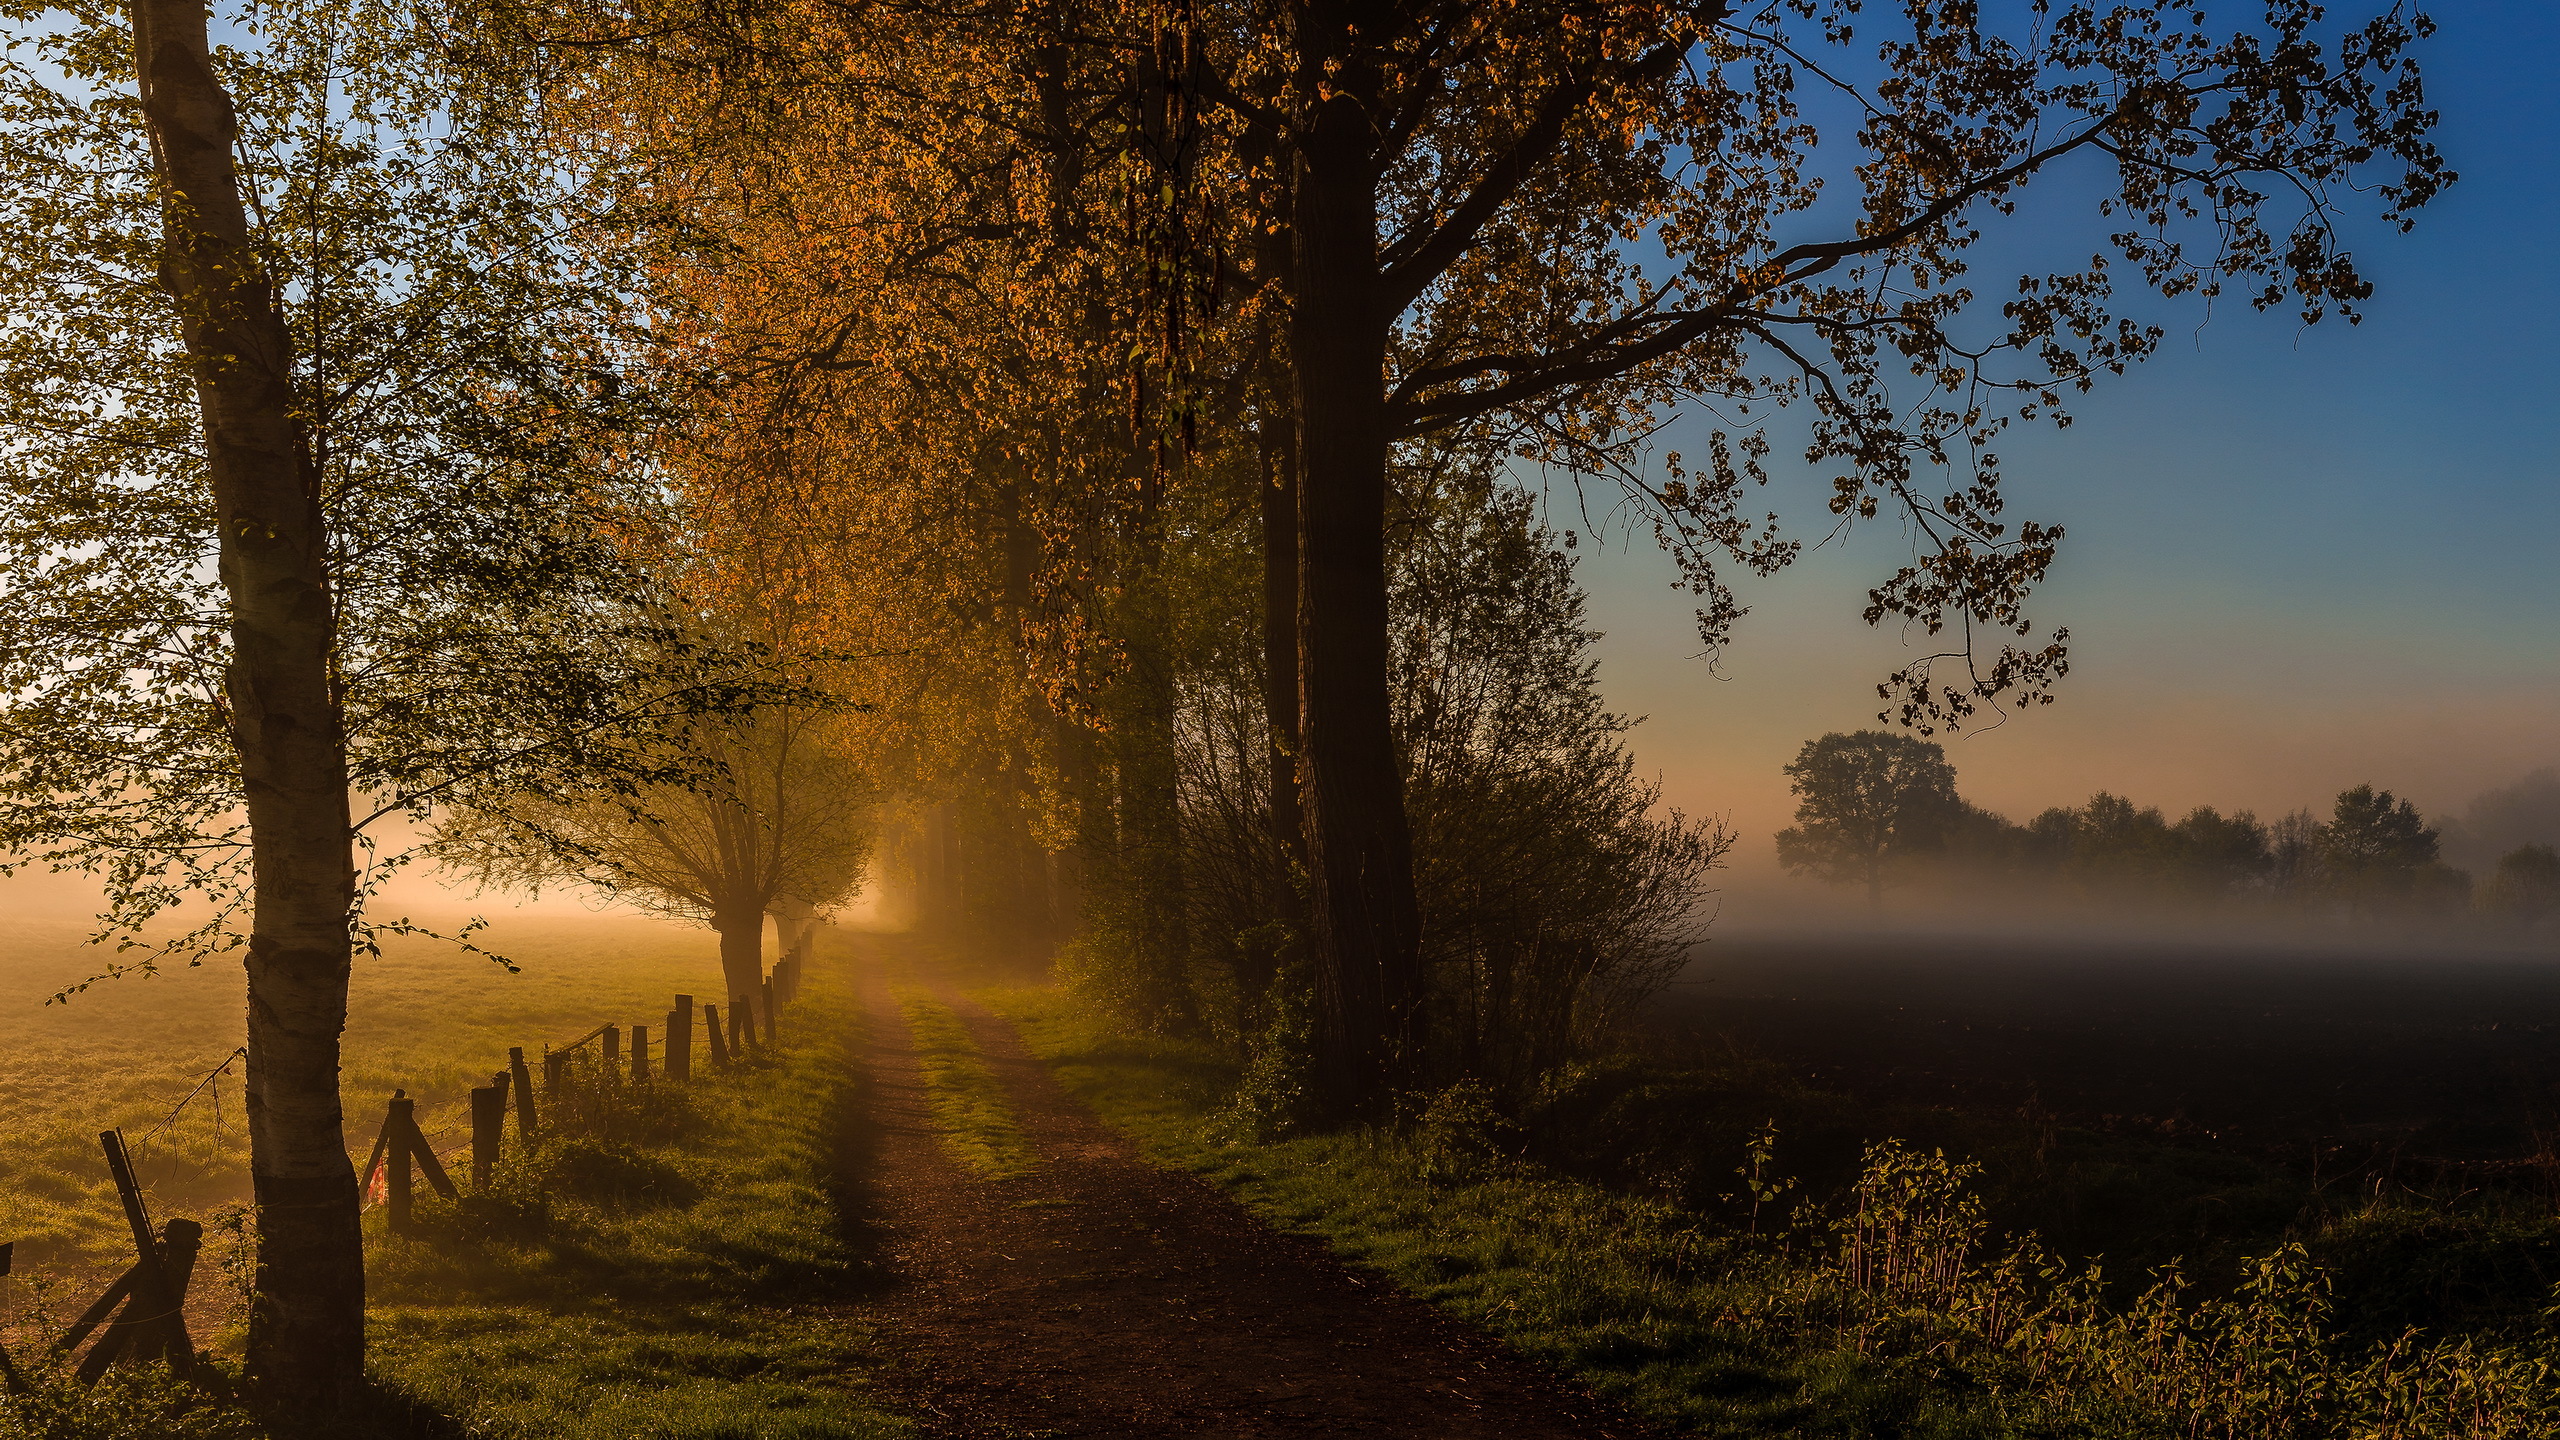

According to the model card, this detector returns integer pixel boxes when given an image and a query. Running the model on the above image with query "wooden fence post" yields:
[470,1082,503,1190]
[510,1046,538,1140]
[386,1091,417,1234]
[762,977,778,1046]
[89,1131,191,1375]
[704,1002,730,1069]
[632,1023,650,1082]
[602,1023,621,1079]
[669,995,693,1082]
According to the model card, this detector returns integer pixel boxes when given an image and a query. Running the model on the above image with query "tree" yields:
[525,0,2445,1118]
[1,0,679,1405]
[1776,732,1959,907]
[2481,844,2560,929]
[2322,783,2440,908]
[441,702,876,1006]
[127,0,359,1398]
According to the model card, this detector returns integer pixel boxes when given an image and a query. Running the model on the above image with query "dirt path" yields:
[842,951,1650,1439]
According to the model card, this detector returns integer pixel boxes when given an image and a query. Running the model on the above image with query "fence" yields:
[361,946,807,1232]
[18,943,810,1388]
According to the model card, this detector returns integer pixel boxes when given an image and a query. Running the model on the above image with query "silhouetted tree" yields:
[2323,784,2441,910]
[1777,733,1960,907]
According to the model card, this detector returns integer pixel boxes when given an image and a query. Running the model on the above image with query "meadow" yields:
[0,884,764,1327]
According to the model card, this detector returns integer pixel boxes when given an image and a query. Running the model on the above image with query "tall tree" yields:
[3,0,683,1406]
[439,702,876,1005]
[1777,730,1960,906]
[523,0,2444,1118]
[1185,0,2443,1115]
[129,0,360,1399]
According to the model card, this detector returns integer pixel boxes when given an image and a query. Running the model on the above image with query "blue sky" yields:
[1577,2,2560,876]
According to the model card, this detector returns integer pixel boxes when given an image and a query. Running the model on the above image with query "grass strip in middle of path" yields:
[892,986,1037,1181]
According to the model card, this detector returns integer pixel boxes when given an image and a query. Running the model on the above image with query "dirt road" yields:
[841,950,1647,1439]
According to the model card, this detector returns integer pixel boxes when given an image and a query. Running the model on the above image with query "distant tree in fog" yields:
[2169,807,2276,895]
[2481,844,2560,927]
[2322,785,2463,913]
[2441,769,2560,873]
[1777,732,1959,907]
[2267,810,2329,895]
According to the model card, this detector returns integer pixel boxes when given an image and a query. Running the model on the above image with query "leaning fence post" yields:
[387,1091,417,1234]
[510,1047,538,1140]
[668,995,693,1082]
[632,1023,650,1082]
[704,1003,730,1069]
[470,1082,503,1191]
[97,1131,185,1374]
[762,977,778,1046]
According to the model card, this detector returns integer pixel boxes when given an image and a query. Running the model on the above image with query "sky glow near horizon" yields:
[1574,2,2560,884]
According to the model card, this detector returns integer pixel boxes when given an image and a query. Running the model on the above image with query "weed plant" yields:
[987,986,2560,1439]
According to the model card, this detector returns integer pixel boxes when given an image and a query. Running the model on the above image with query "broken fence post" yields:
[95,1130,186,1375]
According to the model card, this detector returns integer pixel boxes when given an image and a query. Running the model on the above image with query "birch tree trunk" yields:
[131,0,363,1409]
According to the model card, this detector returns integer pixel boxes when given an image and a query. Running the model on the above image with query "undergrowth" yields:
[983,985,2560,1439]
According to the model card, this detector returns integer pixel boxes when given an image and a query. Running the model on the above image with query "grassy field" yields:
[0,889,908,1437]
[0,901,754,1271]
[979,984,2560,1440]
[365,954,908,1439]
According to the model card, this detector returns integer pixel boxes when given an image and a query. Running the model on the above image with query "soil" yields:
[836,939,1650,1439]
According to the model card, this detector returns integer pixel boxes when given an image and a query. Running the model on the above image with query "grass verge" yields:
[361,952,909,1439]
[891,987,1035,1181]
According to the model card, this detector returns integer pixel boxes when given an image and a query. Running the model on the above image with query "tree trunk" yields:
[1290,56,1424,1121]
[715,901,765,1013]
[1236,411,1306,1028]
[1259,414,1307,884]
[131,0,363,1410]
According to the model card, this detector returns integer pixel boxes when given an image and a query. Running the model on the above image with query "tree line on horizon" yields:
[1778,731,2560,926]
